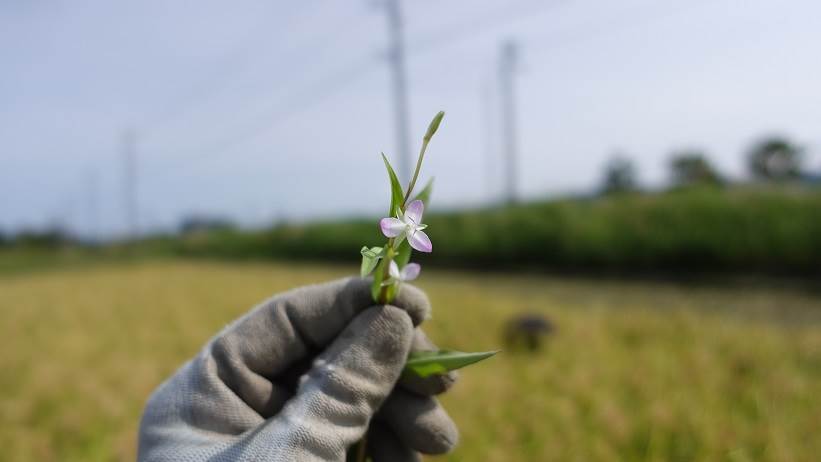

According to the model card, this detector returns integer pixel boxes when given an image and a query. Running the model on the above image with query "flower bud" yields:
[424,111,445,141]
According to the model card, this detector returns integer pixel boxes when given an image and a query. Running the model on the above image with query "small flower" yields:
[383,260,421,286]
[379,199,433,252]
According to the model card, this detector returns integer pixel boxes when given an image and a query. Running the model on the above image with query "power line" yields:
[138,1,327,137]
[407,0,567,58]
[145,0,709,186]
[525,0,721,59]
[169,2,703,168]
[154,53,379,173]
[147,1,563,176]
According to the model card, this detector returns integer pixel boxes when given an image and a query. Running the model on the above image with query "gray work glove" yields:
[138,277,458,462]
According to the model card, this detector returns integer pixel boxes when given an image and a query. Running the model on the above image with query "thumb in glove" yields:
[260,304,415,460]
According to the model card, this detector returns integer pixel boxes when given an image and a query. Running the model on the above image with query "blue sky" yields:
[2,0,820,237]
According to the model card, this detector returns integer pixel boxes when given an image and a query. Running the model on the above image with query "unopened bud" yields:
[424,111,445,141]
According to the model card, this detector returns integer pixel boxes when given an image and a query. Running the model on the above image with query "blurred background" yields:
[1,0,820,461]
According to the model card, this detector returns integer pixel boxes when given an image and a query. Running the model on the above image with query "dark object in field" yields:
[503,314,554,352]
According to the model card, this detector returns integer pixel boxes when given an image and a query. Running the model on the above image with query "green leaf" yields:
[411,178,434,207]
[370,257,387,301]
[402,349,499,378]
[370,255,398,303]
[360,246,384,258]
[394,240,412,268]
[381,153,405,216]
[360,246,383,277]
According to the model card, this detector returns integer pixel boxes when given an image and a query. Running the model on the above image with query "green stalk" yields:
[357,112,444,462]
[377,243,395,304]
[402,138,429,206]
[402,111,444,205]
[351,434,368,462]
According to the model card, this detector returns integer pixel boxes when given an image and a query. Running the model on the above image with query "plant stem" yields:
[403,138,429,205]
[403,110,443,204]
[368,112,444,459]
[377,242,395,304]
[354,434,368,462]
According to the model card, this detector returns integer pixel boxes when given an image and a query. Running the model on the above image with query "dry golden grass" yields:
[1,260,819,461]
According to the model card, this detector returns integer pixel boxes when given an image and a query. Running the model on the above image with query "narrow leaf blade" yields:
[403,349,499,378]
[381,153,405,216]
[370,257,387,301]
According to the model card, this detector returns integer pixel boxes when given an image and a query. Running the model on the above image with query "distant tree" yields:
[179,215,236,235]
[14,228,70,248]
[747,136,803,181]
[601,156,638,194]
[670,150,723,187]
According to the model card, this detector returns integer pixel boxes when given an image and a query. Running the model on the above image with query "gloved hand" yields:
[137,277,458,462]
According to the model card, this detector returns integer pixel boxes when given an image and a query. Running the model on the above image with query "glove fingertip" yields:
[379,391,459,455]
[392,284,431,326]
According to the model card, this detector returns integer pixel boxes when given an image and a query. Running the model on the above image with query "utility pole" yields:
[382,0,412,183]
[498,39,519,204]
[481,78,497,203]
[123,130,138,239]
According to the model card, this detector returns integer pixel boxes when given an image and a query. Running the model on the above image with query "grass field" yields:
[1,260,820,461]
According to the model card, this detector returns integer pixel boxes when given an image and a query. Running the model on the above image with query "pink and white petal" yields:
[389,260,401,279]
[409,229,432,253]
[380,217,406,238]
[400,263,421,281]
[404,200,424,224]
